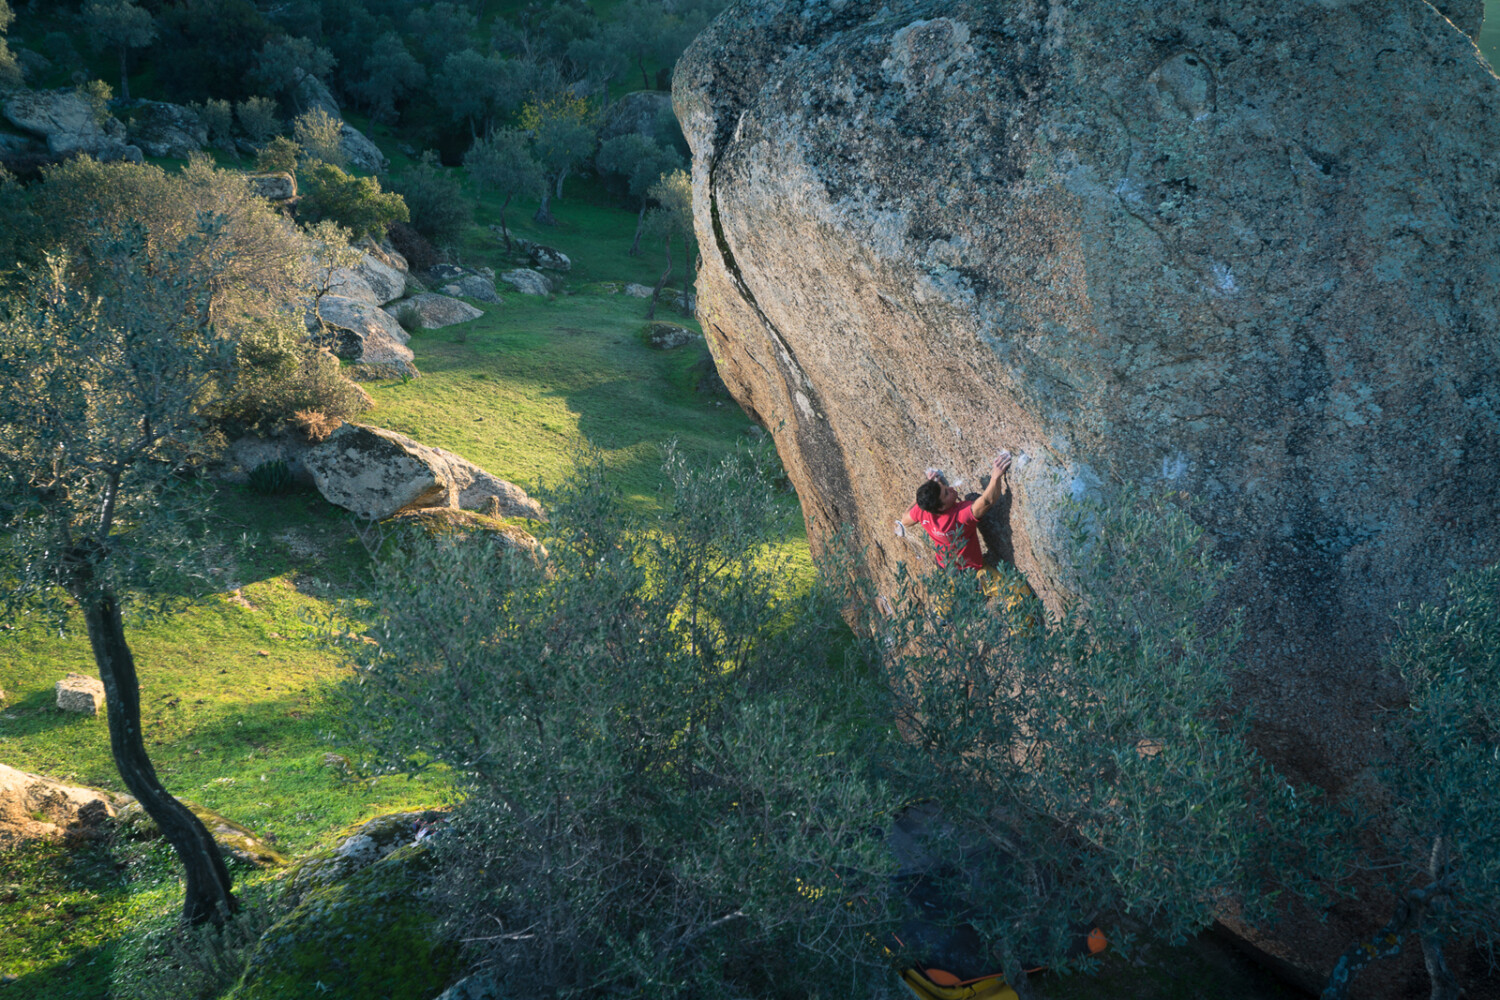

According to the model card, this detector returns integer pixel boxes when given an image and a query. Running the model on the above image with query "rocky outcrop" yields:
[55,672,104,714]
[598,90,674,143]
[1433,0,1484,37]
[339,121,386,174]
[499,268,551,296]
[0,765,119,847]
[678,0,1500,806]
[304,423,546,522]
[314,294,417,376]
[3,89,141,162]
[126,101,206,159]
[395,293,484,329]
[324,250,406,306]
[247,172,296,200]
[290,69,340,117]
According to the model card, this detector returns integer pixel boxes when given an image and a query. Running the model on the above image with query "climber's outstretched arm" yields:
[970,452,1012,519]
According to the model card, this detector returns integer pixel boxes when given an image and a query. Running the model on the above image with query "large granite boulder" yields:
[324,250,406,305]
[3,89,140,161]
[678,0,1500,822]
[247,172,296,200]
[0,765,119,847]
[126,101,207,159]
[440,273,502,303]
[290,69,340,117]
[305,423,546,521]
[499,268,551,296]
[314,294,417,376]
[340,121,387,173]
[394,293,484,330]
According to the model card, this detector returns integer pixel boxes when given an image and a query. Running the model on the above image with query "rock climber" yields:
[897,451,1029,607]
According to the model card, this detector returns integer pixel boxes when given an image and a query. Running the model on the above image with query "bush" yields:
[385,220,439,274]
[295,162,409,241]
[341,447,899,997]
[217,320,372,435]
[190,97,234,148]
[292,108,346,168]
[388,153,471,248]
[254,136,299,175]
[236,96,281,146]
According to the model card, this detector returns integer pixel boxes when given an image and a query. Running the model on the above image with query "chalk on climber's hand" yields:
[893,521,906,538]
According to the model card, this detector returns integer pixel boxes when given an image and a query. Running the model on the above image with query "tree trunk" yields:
[629,202,647,256]
[554,164,569,200]
[639,57,650,90]
[118,47,130,104]
[533,183,556,225]
[79,583,237,926]
[498,193,513,251]
[647,233,672,320]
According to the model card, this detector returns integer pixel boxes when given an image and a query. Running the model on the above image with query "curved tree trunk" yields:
[647,233,672,320]
[534,184,556,225]
[497,193,514,251]
[629,202,647,256]
[79,584,237,926]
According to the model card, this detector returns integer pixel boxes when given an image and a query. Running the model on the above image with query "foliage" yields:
[78,78,114,127]
[236,97,282,147]
[255,136,300,175]
[462,127,542,248]
[403,1,478,69]
[836,489,1343,988]
[154,0,276,103]
[349,30,425,124]
[249,35,336,111]
[643,169,694,317]
[296,162,408,240]
[82,0,156,103]
[431,48,530,138]
[1322,565,1500,999]
[0,226,243,924]
[519,92,597,223]
[597,133,684,254]
[389,152,471,248]
[292,107,346,168]
[386,219,439,274]
[215,319,372,436]
[341,448,899,997]
[115,899,279,1000]
[0,0,17,89]
[191,97,235,148]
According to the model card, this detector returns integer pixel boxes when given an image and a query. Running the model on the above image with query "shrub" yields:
[391,302,421,335]
[290,408,342,443]
[385,220,439,274]
[341,448,899,997]
[388,153,471,248]
[247,459,294,495]
[190,97,234,148]
[292,107,346,168]
[254,135,300,175]
[236,96,281,146]
[296,162,409,241]
[217,321,372,435]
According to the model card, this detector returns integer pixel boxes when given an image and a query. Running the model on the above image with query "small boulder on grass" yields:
[498,268,550,296]
[55,672,104,714]
[623,282,654,298]
[646,322,700,350]
[439,273,502,304]
[527,244,571,271]
[392,293,484,330]
[116,798,288,867]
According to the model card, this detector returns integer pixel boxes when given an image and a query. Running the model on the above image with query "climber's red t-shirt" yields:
[907,500,984,570]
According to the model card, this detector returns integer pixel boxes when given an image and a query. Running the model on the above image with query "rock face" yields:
[325,250,406,305]
[304,423,546,521]
[339,121,387,173]
[126,101,207,159]
[247,172,296,200]
[1432,0,1484,37]
[677,0,1500,804]
[0,765,118,846]
[314,295,417,375]
[291,69,341,117]
[397,292,484,329]
[3,89,141,162]
[55,672,105,714]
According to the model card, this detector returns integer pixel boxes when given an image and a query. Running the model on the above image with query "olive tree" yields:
[596,133,684,256]
[1322,566,1500,1000]
[642,169,693,319]
[82,0,157,103]
[841,489,1345,994]
[463,127,542,250]
[340,448,901,997]
[518,93,597,223]
[0,227,241,925]
[0,0,18,89]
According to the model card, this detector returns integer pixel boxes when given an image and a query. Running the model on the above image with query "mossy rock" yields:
[389,507,542,557]
[116,799,288,867]
[231,843,457,1000]
[283,809,446,905]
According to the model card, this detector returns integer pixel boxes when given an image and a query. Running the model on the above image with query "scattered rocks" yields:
[527,243,571,271]
[2,89,141,162]
[55,672,104,714]
[339,120,387,174]
[394,293,484,330]
[498,268,551,296]
[646,322,699,350]
[0,764,120,847]
[126,101,207,159]
[440,273,503,303]
[313,294,417,376]
[247,172,296,200]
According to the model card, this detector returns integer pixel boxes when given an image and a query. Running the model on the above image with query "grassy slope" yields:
[0,163,763,998]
